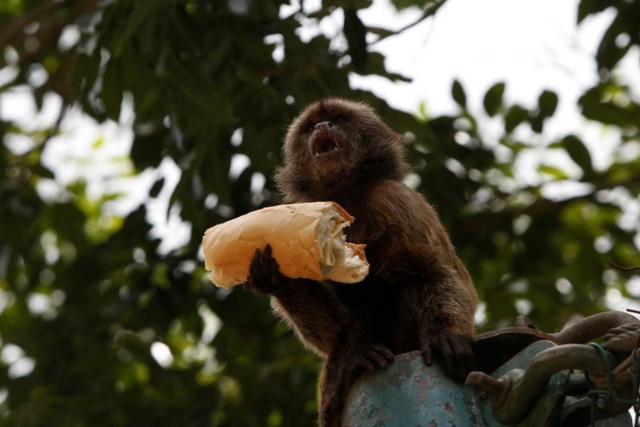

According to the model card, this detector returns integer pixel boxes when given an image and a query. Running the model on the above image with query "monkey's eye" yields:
[333,116,347,125]
[304,122,316,133]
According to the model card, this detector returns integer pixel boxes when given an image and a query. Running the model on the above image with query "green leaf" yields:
[579,86,638,127]
[101,62,123,121]
[451,79,466,109]
[343,8,368,73]
[92,137,104,149]
[577,0,610,23]
[504,105,529,133]
[111,1,157,57]
[33,163,55,180]
[483,82,505,117]
[596,17,631,70]
[363,52,411,82]
[131,130,166,170]
[539,165,569,180]
[149,178,165,198]
[367,26,395,39]
[530,114,544,133]
[530,90,558,134]
[562,135,593,176]
[538,90,559,120]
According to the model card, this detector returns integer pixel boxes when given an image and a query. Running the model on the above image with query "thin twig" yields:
[18,99,68,160]
[0,1,62,47]
[608,261,640,273]
[370,0,448,46]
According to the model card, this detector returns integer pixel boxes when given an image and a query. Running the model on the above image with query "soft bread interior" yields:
[316,209,368,283]
[324,243,368,283]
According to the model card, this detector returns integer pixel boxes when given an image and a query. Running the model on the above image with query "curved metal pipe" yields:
[552,311,639,344]
[467,344,611,425]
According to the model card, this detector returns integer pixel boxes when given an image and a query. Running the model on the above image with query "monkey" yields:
[245,98,478,427]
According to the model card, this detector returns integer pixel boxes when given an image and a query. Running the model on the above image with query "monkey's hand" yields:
[340,341,394,372]
[245,245,294,296]
[421,330,475,382]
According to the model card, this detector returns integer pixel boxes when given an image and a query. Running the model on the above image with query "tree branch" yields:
[453,173,640,237]
[607,261,640,273]
[17,98,68,161]
[0,1,62,48]
[370,0,448,46]
[1,0,98,65]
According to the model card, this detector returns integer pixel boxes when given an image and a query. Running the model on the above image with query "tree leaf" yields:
[343,8,368,73]
[451,79,466,109]
[596,17,631,70]
[538,90,559,120]
[101,61,123,121]
[562,135,593,176]
[361,52,411,82]
[539,164,569,180]
[111,0,157,58]
[483,82,505,117]
[579,86,639,127]
[577,0,610,23]
[504,104,529,133]
[149,178,165,198]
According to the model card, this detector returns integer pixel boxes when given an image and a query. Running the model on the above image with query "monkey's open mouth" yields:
[311,132,341,156]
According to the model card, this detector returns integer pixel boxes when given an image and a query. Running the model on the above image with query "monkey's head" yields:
[275,98,408,201]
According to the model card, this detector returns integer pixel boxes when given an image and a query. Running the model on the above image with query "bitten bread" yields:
[202,202,369,288]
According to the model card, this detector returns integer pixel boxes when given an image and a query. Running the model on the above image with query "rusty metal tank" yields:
[343,350,486,426]
[342,312,639,426]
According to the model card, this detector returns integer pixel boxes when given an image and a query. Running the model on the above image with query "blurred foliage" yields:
[0,0,639,425]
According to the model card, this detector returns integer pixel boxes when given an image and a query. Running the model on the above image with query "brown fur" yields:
[246,98,478,426]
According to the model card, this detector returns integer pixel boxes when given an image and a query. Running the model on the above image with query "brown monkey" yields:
[245,98,478,426]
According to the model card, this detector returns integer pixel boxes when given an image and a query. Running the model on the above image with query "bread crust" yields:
[202,202,368,287]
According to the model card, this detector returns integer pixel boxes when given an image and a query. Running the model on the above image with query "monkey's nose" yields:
[314,121,333,131]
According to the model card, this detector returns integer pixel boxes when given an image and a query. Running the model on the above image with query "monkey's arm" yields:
[246,245,393,365]
[271,286,350,357]
[417,273,477,381]
[414,223,478,381]
[368,181,478,380]
[245,245,345,355]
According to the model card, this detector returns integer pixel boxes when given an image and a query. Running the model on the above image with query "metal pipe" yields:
[553,312,639,344]
[467,344,611,425]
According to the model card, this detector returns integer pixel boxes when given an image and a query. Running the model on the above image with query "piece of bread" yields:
[202,202,369,288]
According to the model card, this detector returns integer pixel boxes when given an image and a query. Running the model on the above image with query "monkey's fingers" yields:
[449,334,476,381]
[345,343,393,371]
[438,338,458,379]
[263,244,273,260]
[420,343,433,367]
[433,333,475,382]
[349,353,376,371]
[262,245,286,284]
[251,250,267,281]
[247,245,283,295]
[371,343,395,361]
[248,248,263,283]
[362,344,394,369]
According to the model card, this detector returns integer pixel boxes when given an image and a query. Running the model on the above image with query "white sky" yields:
[356,0,605,117]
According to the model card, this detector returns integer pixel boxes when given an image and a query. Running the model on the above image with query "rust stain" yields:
[427,420,438,427]
[444,401,453,413]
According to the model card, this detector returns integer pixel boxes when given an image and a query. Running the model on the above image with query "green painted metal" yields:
[477,340,567,427]
[342,339,633,426]
[343,342,558,426]
[343,351,487,426]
